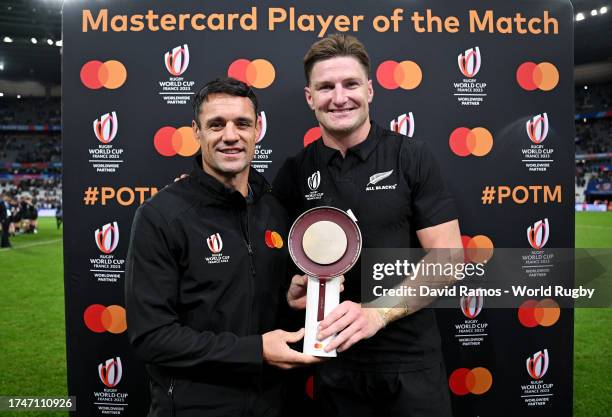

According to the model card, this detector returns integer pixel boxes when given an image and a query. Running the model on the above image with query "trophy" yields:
[288,206,362,357]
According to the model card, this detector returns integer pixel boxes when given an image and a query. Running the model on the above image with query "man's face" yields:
[193,93,260,180]
[305,56,373,136]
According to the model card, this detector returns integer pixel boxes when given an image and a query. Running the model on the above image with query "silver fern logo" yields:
[366,170,397,191]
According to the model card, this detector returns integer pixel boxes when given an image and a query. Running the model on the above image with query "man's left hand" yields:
[317,301,385,353]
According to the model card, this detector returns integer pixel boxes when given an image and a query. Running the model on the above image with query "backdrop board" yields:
[62,1,574,415]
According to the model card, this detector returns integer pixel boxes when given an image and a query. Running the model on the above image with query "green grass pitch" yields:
[0,213,610,416]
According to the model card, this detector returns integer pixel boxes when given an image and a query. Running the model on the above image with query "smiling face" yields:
[192,93,260,183]
[305,56,373,139]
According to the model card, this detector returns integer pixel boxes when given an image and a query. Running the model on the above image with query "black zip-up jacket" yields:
[125,160,290,417]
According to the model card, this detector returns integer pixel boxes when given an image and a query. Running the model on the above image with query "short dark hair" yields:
[192,77,258,127]
[303,34,371,84]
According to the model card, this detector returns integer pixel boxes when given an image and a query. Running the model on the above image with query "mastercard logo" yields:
[449,367,493,396]
[80,60,127,90]
[518,298,560,328]
[84,304,127,334]
[303,126,321,147]
[449,127,493,157]
[376,60,422,90]
[516,62,559,91]
[461,235,494,263]
[264,230,284,249]
[154,126,199,157]
[228,58,275,89]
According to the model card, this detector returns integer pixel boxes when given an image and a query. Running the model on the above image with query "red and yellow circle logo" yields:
[449,127,493,157]
[228,59,275,89]
[303,127,321,147]
[516,62,559,91]
[518,298,560,327]
[265,230,284,249]
[84,304,127,334]
[80,60,127,90]
[449,367,493,396]
[376,60,422,90]
[154,126,199,157]
[461,235,494,263]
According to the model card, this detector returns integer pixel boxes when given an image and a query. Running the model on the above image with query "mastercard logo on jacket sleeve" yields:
[265,230,284,249]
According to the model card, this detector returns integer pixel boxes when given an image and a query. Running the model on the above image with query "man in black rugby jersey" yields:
[277,34,463,417]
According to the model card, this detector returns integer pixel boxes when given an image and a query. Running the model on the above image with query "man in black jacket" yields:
[125,78,319,417]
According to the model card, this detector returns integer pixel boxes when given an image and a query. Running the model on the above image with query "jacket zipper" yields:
[239,205,256,334]
[167,378,175,417]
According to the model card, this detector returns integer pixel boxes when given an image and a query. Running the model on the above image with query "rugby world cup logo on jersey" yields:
[526,349,549,380]
[89,112,125,173]
[252,111,273,175]
[527,218,549,249]
[95,222,119,254]
[158,44,195,105]
[390,113,414,138]
[366,170,397,191]
[93,112,118,144]
[305,171,324,201]
[164,44,190,76]
[521,113,554,172]
[205,233,230,264]
[453,46,487,107]
[460,295,483,318]
[99,357,122,388]
[458,47,481,78]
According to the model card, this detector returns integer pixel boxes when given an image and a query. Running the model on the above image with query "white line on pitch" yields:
[0,238,62,252]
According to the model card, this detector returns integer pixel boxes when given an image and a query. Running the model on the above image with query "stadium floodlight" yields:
[55,40,62,47]
[17,94,21,99]
[0,92,4,97]
[601,6,608,14]
[3,36,13,43]
[591,9,598,16]
[47,38,54,45]
[576,12,586,21]
[31,37,37,44]
[584,85,588,90]
[0,62,4,71]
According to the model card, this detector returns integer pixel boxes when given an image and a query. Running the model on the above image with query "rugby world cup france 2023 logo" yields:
[164,44,189,76]
[458,47,481,78]
[207,233,223,254]
[93,112,118,144]
[98,357,122,388]
[95,222,119,254]
[460,294,484,319]
[526,113,549,144]
[390,112,415,138]
[526,349,549,380]
[527,218,549,250]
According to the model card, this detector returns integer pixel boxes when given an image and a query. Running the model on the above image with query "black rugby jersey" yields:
[273,121,457,369]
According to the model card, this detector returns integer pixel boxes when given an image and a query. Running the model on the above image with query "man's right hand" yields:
[262,328,322,369]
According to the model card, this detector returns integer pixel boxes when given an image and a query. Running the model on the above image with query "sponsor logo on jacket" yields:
[205,233,230,264]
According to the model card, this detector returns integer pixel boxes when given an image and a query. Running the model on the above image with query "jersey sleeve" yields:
[403,140,458,231]
[125,202,263,370]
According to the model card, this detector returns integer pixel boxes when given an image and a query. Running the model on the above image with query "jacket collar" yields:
[190,154,271,205]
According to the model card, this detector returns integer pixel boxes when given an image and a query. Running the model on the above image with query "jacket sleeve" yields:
[125,202,263,369]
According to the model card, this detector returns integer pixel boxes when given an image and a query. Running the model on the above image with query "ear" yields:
[367,79,374,104]
[192,120,202,145]
[255,113,262,138]
[304,86,315,110]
